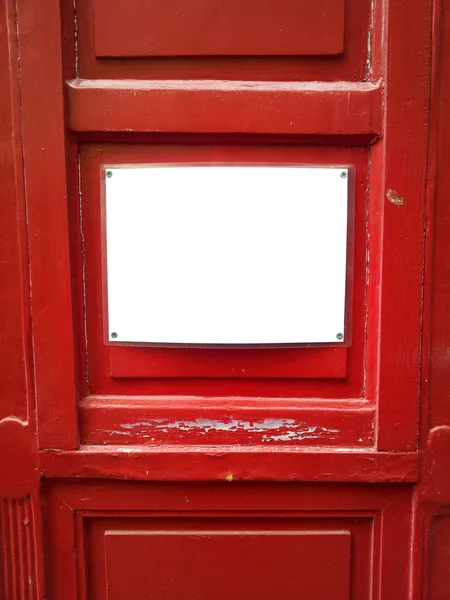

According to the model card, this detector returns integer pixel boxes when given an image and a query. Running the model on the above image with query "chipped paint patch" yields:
[121,421,156,430]
[262,426,340,443]
[225,473,234,482]
[117,418,341,443]
[156,418,304,433]
[386,188,404,206]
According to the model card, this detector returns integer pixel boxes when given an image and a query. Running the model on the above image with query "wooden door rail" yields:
[67,79,382,137]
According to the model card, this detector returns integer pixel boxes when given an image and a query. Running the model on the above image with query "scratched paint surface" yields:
[98,418,342,444]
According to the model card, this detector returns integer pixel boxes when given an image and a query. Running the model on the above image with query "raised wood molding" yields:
[40,445,419,483]
[66,79,382,137]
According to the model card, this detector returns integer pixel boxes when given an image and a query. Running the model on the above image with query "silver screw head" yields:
[106,170,113,178]
[111,332,118,339]
[336,333,344,340]
[340,171,347,178]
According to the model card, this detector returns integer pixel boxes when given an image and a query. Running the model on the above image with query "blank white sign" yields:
[104,166,349,345]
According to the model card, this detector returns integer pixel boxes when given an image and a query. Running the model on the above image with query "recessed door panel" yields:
[105,530,350,600]
[94,0,345,58]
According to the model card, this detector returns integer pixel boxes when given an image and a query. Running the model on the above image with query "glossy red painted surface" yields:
[81,146,367,395]
[105,530,351,600]
[43,481,412,600]
[94,0,345,58]
[109,344,349,379]
[1,0,450,598]
[78,0,371,82]
[67,80,382,137]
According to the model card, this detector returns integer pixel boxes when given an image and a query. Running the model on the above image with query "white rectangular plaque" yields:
[104,165,350,345]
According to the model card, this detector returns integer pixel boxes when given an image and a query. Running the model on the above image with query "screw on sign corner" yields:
[111,332,118,339]
[340,171,347,178]
[106,170,113,178]
[336,333,344,340]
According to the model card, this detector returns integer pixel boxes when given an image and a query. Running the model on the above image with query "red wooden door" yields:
[0,0,449,598]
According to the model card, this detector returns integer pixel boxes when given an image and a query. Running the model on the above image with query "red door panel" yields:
[80,144,366,399]
[2,0,450,598]
[79,0,370,81]
[104,530,350,600]
[94,0,345,58]
[44,481,407,600]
